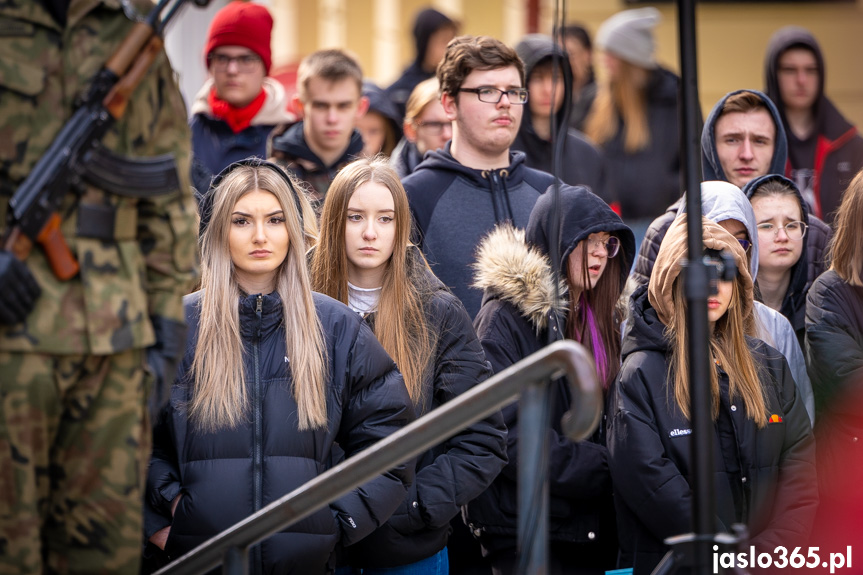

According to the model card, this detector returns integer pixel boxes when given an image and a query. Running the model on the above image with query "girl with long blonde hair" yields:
[608,215,817,575]
[310,157,506,574]
[143,159,415,573]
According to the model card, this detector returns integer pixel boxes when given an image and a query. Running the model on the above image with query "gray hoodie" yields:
[677,181,815,424]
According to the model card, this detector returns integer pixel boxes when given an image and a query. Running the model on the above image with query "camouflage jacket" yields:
[0,0,199,355]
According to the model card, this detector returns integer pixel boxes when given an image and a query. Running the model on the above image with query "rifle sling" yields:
[81,144,180,199]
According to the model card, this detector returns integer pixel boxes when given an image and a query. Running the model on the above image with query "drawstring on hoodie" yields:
[482,168,515,224]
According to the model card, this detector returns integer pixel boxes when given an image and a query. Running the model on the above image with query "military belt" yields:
[76,204,138,241]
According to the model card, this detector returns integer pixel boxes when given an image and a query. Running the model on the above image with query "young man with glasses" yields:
[402,35,555,319]
[190,1,293,198]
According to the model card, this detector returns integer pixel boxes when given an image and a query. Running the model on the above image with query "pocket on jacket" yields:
[386,483,426,535]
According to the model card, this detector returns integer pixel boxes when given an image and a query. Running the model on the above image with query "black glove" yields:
[0,249,41,325]
[146,316,188,420]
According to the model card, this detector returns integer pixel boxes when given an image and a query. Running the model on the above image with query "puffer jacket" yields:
[609,218,817,575]
[403,143,554,317]
[467,186,634,566]
[190,78,294,197]
[806,270,863,414]
[144,291,415,574]
[345,265,508,568]
[765,27,863,225]
[743,174,831,346]
[805,270,863,507]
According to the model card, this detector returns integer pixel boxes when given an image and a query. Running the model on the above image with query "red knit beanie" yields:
[205,2,273,73]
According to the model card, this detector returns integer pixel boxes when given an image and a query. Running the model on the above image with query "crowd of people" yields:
[1,2,862,575]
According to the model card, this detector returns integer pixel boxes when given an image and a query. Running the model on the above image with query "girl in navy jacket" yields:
[144,160,415,574]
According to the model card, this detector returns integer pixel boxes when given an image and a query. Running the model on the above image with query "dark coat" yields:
[806,269,863,450]
[593,67,683,221]
[805,270,863,513]
[144,291,415,574]
[512,34,608,202]
[346,271,508,568]
[269,122,364,213]
[468,186,634,566]
[403,144,554,318]
[765,27,863,225]
[609,286,817,575]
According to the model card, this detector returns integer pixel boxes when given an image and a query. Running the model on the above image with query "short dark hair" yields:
[437,35,525,97]
[558,24,592,51]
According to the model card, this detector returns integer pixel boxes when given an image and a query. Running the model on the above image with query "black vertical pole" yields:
[677,1,715,574]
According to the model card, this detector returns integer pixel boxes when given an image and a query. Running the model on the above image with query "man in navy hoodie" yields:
[402,35,555,318]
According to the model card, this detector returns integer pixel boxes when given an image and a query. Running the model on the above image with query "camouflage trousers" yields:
[0,349,150,574]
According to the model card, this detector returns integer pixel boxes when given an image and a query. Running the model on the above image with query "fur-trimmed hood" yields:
[473,184,635,331]
[472,223,567,331]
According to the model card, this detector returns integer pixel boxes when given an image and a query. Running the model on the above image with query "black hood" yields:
[515,34,573,140]
[764,27,855,142]
[363,80,404,142]
[741,173,811,316]
[525,184,635,293]
[412,8,456,69]
[270,121,364,168]
[621,284,669,360]
[413,142,530,187]
[701,90,788,182]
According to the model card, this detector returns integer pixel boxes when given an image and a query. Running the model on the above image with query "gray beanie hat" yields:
[596,7,660,69]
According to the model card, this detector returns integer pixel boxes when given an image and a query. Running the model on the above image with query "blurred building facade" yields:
[165,0,863,128]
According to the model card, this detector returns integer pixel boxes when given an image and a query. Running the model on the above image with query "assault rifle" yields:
[3,0,207,280]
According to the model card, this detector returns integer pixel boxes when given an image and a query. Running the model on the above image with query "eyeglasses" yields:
[208,53,262,72]
[586,236,620,258]
[415,120,452,134]
[756,221,808,241]
[458,87,529,105]
[737,239,752,252]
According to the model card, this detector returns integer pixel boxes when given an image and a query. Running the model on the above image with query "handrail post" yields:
[518,381,551,575]
[153,341,601,575]
[223,546,248,575]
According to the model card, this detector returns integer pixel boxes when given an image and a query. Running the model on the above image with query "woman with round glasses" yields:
[744,175,820,346]
[469,185,634,574]
[390,78,453,179]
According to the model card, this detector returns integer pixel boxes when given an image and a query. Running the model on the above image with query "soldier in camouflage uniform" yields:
[0,1,199,573]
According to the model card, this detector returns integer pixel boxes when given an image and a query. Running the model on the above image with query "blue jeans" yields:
[340,547,449,575]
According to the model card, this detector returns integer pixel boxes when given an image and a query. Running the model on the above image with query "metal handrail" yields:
[154,339,601,575]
